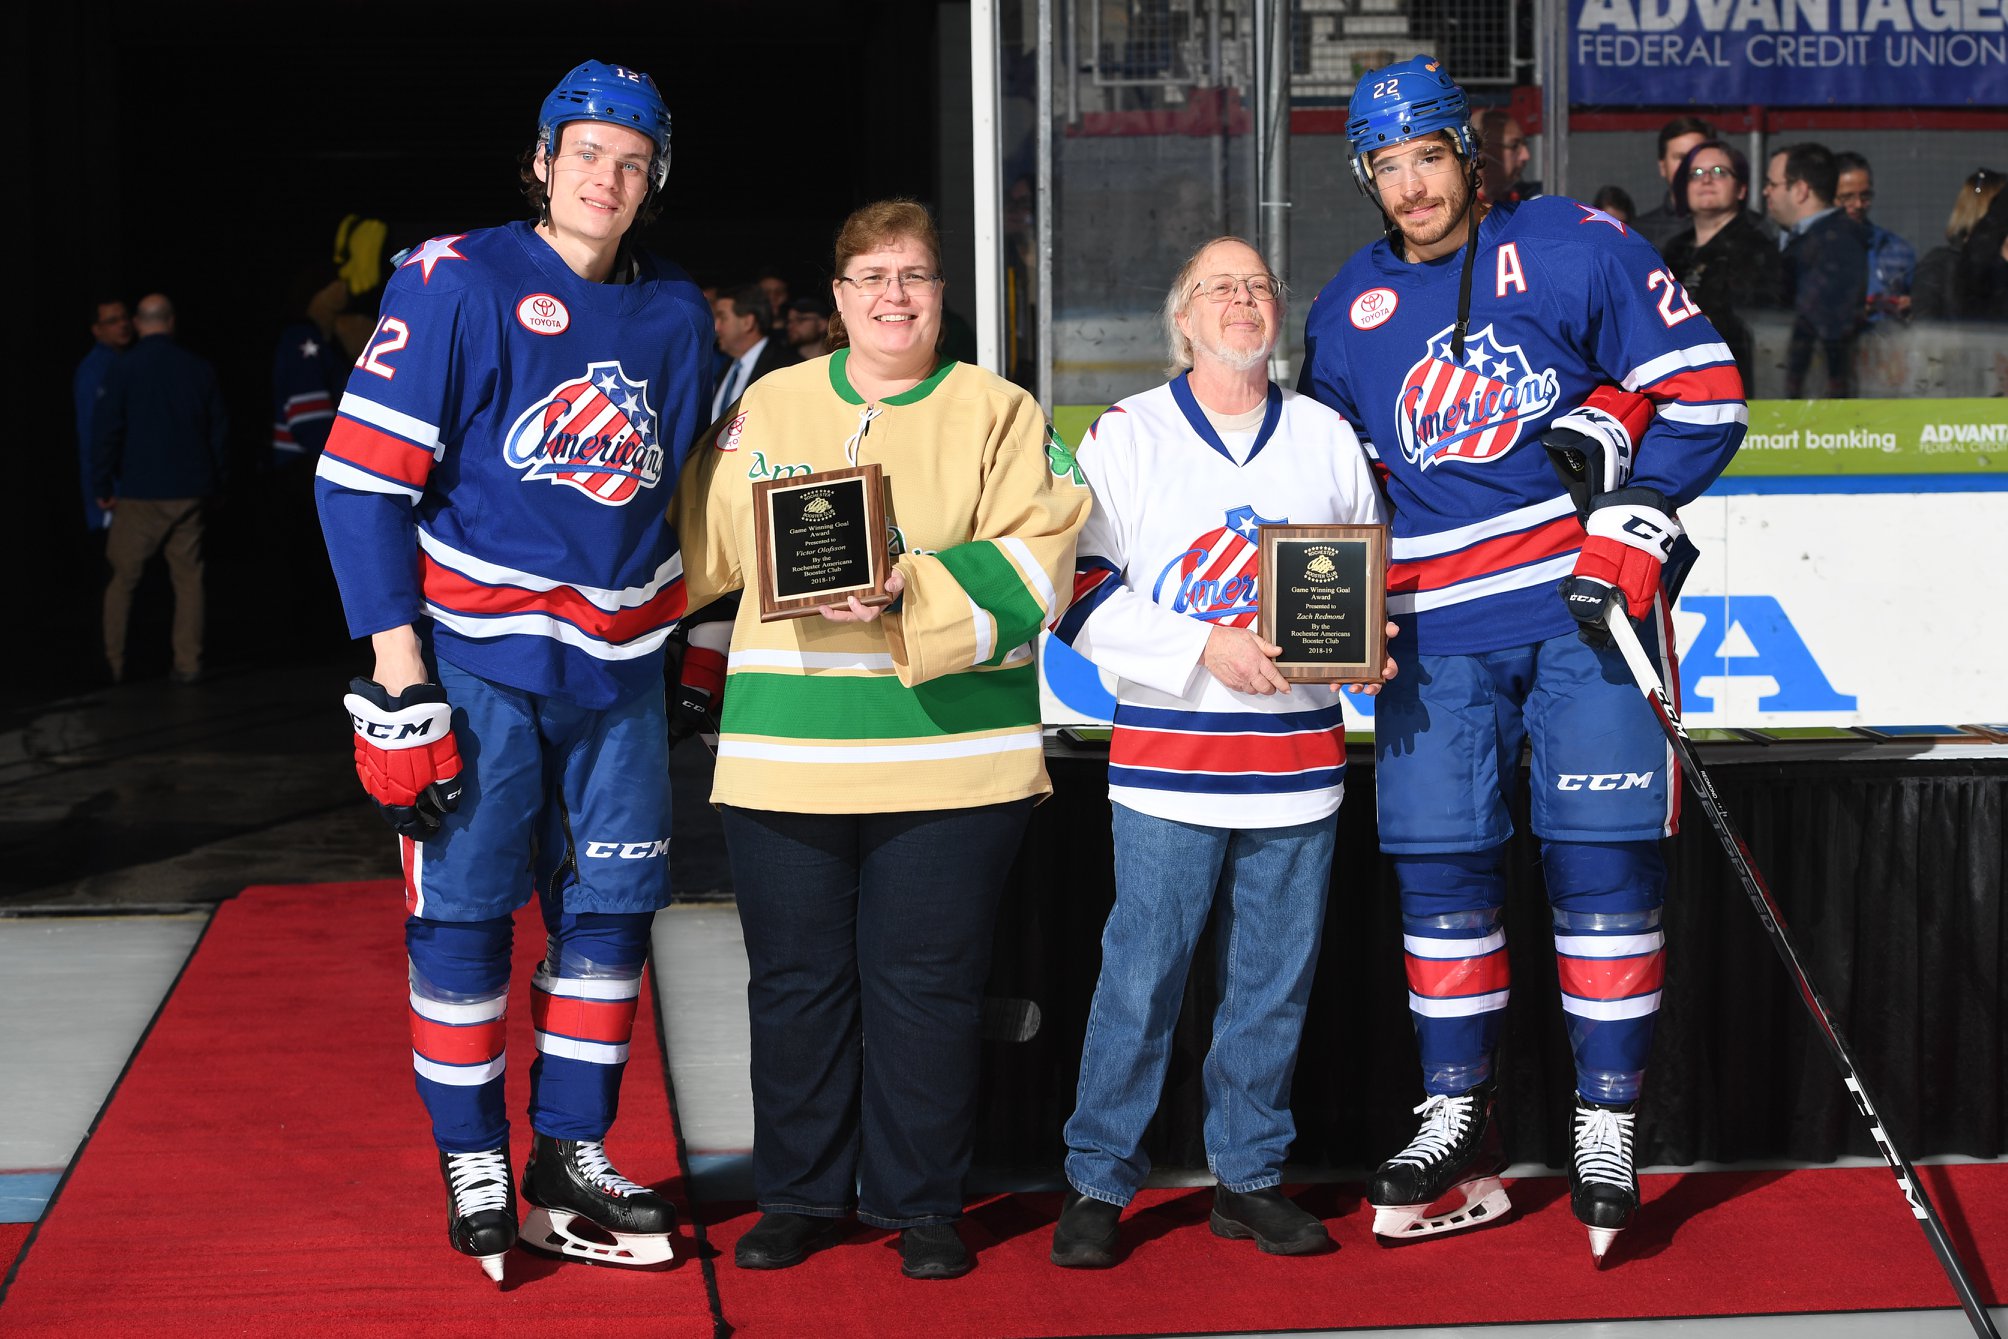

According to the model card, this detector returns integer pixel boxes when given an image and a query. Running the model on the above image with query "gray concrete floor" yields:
[2,664,2001,1336]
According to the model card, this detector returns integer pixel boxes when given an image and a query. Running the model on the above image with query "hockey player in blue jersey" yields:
[1299,56,1746,1261]
[316,61,714,1282]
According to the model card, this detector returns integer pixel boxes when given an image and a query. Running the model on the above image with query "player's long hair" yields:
[826,199,945,354]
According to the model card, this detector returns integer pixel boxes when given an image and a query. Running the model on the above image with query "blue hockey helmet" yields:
[537,61,673,190]
[1346,55,1476,195]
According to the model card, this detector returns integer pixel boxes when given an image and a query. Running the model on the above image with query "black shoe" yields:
[735,1211,842,1269]
[1050,1190,1121,1268]
[1209,1186,1331,1255]
[899,1222,971,1280]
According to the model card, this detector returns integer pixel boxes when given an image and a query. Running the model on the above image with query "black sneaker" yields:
[1208,1185,1332,1255]
[899,1222,971,1280]
[735,1211,842,1269]
[1050,1190,1121,1268]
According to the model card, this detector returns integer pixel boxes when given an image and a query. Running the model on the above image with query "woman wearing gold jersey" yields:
[672,200,1089,1280]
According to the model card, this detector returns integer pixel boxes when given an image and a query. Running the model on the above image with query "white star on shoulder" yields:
[618,392,641,415]
[1491,356,1514,379]
[1577,205,1629,234]
[299,338,320,358]
[401,234,468,283]
[598,373,620,395]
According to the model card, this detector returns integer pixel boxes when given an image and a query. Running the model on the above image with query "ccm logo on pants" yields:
[1555,773,1652,792]
[582,840,671,859]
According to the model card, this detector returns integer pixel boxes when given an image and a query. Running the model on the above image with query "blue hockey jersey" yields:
[315,222,714,708]
[271,320,343,465]
[1300,197,1746,656]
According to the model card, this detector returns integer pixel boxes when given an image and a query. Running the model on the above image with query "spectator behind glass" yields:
[1961,182,2008,322]
[1635,115,1716,251]
[1662,140,1783,386]
[1911,169,2006,321]
[1473,109,1535,205]
[1592,185,1636,226]
[1833,151,1916,324]
[1763,141,1868,398]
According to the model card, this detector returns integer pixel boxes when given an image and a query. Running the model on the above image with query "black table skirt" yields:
[973,756,2008,1172]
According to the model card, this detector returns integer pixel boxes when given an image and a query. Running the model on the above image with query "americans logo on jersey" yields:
[502,361,665,506]
[1151,505,1279,627]
[1392,322,1560,470]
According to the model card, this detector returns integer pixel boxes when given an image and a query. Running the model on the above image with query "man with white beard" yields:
[1049,236,1395,1268]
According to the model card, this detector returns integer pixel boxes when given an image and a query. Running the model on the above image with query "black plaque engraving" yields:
[1257,524,1388,684]
[752,463,892,621]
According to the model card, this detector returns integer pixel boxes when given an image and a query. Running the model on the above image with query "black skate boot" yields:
[521,1133,676,1267]
[1368,1083,1511,1242]
[1569,1095,1640,1265]
[439,1147,517,1283]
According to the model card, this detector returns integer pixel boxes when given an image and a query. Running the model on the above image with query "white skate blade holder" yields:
[1372,1175,1511,1241]
[480,1253,507,1283]
[1587,1223,1619,1265]
[523,1206,675,1267]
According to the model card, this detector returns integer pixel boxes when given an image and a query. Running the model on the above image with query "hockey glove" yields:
[343,677,463,839]
[1560,489,1680,647]
[1541,386,1654,519]
[666,642,726,746]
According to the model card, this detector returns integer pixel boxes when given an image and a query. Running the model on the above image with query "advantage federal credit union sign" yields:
[1571,0,2008,105]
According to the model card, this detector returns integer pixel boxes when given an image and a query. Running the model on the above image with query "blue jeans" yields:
[720,801,1031,1228]
[1064,803,1337,1204]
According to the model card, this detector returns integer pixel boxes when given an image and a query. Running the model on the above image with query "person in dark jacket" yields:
[1762,143,1869,398]
[93,293,229,683]
[1663,140,1783,386]
[1910,169,2005,322]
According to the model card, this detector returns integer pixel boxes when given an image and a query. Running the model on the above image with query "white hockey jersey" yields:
[1054,376,1387,829]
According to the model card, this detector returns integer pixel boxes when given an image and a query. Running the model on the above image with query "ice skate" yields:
[1569,1095,1639,1265]
[1368,1084,1511,1242]
[439,1148,517,1283]
[521,1133,676,1267]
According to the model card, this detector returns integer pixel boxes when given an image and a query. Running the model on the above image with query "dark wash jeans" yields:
[720,799,1032,1228]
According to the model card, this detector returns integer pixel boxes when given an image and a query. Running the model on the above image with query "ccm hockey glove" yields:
[343,678,464,839]
[1560,489,1680,646]
[1541,385,1654,516]
[667,642,726,746]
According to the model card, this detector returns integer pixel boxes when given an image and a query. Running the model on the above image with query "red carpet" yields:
[0,1225,27,1278]
[0,883,715,1338]
[704,1163,2007,1337]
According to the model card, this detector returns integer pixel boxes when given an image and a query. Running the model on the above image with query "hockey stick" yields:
[1606,610,2002,1339]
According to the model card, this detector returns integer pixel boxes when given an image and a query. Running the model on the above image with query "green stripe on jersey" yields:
[937,540,1046,661]
[724,663,1040,740]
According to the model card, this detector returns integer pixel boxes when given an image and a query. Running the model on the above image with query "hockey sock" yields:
[406,914,514,1152]
[1394,849,1510,1096]
[528,910,651,1140]
[1544,840,1666,1104]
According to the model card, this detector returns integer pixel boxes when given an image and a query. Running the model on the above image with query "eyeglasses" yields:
[1688,164,1735,180]
[837,270,942,296]
[1193,273,1281,302]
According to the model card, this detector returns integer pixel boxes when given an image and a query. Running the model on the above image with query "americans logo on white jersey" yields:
[1393,323,1560,470]
[504,361,664,506]
[1151,504,1279,628]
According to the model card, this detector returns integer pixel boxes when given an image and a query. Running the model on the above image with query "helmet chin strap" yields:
[1450,163,1482,364]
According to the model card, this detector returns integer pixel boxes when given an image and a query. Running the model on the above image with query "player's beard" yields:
[1393,174,1477,259]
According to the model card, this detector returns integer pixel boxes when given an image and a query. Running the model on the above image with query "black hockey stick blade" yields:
[1605,609,2001,1339]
